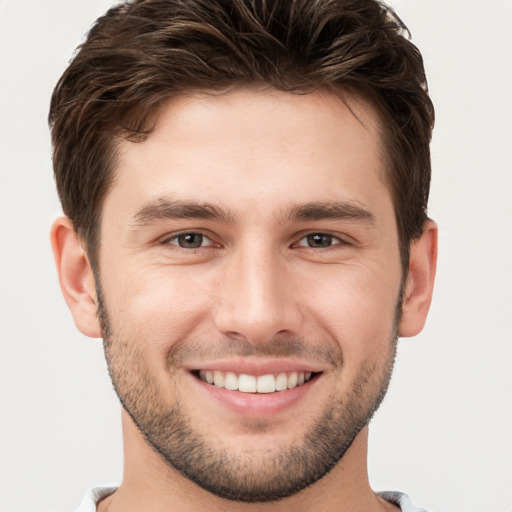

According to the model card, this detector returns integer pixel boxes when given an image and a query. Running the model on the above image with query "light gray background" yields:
[1,1,511,511]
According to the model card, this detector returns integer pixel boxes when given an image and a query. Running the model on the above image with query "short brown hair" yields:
[49,0,434,270]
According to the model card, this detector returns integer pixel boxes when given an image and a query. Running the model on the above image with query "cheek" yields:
[299,262,400,355]
[101,261,215,357]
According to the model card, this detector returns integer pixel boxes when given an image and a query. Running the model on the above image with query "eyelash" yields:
[160,231,347,250]
[294,232,345,249]
[161,231,217,249]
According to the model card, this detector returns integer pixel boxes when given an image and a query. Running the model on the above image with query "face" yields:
[96,89,403,501]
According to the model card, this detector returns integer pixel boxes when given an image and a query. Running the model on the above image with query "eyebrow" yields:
[132,198,375,227]
[133,198,236,226]
[285,201,376,225]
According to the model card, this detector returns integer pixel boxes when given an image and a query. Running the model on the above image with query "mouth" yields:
[187,362,325,416]
[194,369,320,394]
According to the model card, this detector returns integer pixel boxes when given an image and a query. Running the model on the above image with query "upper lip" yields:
[185,358,325,376]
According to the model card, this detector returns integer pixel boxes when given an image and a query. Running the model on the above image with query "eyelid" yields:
[160,230,219,248]
[293,231,351,248]
[157,229,352,249]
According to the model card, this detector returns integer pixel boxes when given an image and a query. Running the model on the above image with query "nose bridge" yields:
[214,237,301,344]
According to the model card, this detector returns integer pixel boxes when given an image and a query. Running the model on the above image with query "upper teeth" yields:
[198,370,313,393]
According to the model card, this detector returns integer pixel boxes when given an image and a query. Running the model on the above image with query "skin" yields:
[51,88,437,512]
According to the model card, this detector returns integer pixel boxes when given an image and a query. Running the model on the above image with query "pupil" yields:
[308,233,332,247]
[179,233,203,248]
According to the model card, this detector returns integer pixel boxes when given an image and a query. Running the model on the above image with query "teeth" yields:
[213,370,225,388]
[287,372,298,389]
[257,374,276,393]
[239,374,257,393]
[198,370,314,393]
[275,372,288,391]
[224,371,238,391]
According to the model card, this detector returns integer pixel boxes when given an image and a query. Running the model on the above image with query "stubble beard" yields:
[96,283,399,503]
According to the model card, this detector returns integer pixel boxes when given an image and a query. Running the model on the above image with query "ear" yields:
[399,220,438,337]
[50,217,102,338]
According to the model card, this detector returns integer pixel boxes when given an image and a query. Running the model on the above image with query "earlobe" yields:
[398,220,438,338]
[50,217,102,338]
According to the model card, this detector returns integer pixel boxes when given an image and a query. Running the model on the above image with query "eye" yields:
[296,233,342,248]
[164,232,214,249]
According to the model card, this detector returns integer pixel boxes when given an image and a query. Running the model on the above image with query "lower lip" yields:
[190,374,320,417]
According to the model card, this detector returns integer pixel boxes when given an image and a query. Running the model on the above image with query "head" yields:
[50,0,434,274]
[50,0,436,504]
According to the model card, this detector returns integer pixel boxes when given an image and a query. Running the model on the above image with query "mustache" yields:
[166,334,341,368]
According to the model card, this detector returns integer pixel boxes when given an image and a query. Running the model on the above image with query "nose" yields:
[213,241,303,345]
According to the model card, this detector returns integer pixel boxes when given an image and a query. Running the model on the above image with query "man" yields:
[49,0,437,510]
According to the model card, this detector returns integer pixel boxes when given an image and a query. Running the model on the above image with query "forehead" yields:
[105,88,390,223]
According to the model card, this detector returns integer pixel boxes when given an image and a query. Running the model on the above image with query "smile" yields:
[197,370,316,393]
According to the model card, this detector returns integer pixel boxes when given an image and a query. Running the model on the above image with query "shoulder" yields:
[73,486,118,512]
[73,487,424,512]
[378,491,430,512]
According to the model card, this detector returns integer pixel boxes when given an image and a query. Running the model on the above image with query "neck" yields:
[98,411,397,512]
